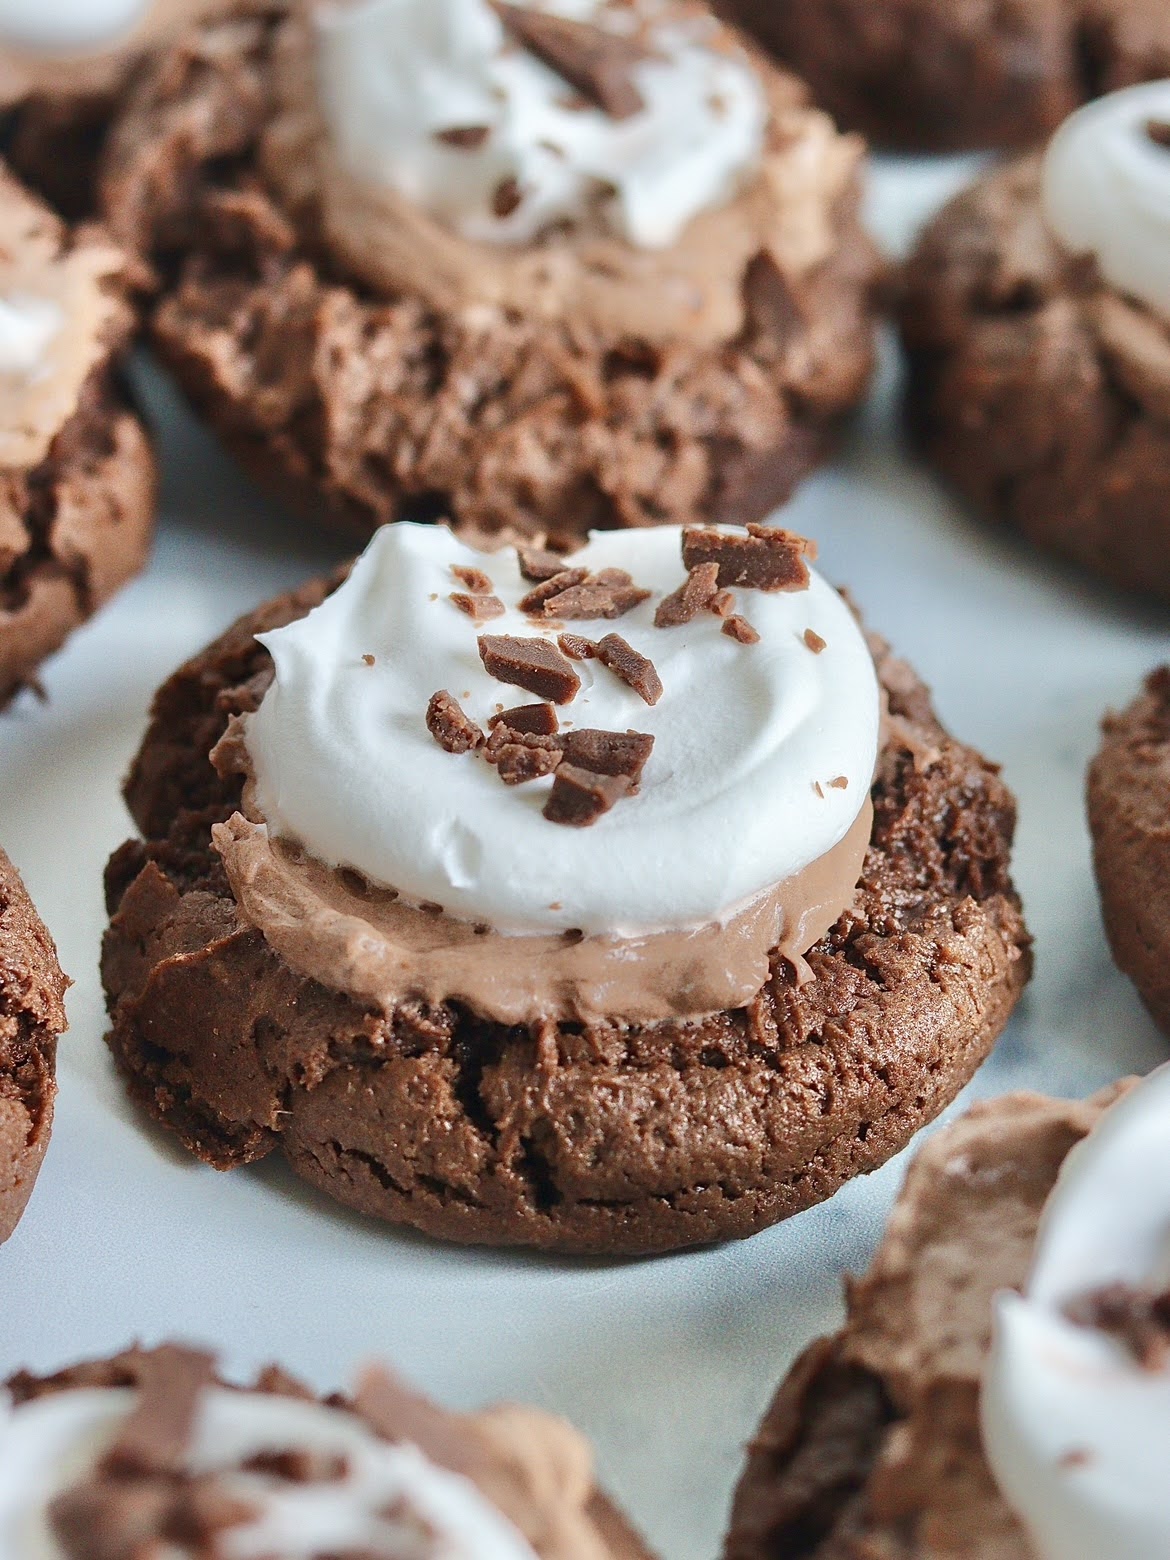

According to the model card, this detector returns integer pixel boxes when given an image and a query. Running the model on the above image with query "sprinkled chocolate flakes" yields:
[518,567,589,612]
[517,544,575,582]
[543,763,634,827]
[493,2,650,120]
[450,592,506,620]
[492,739,564,786]
[452,565,494,593]
[1065,1282,1170,1370]
[427,691,484,754]
[721,614,760,645]
[654,561,719,626]
[803,628,826,653]
[434,125,491,150]
[488,701,559,735]
[1147,119,1170,150]
[682,523,815,592]
[492,176,524,218]
[596,633,662,705]
[478,634,582,704]
[557,632,597,660]
[562,727,653,784]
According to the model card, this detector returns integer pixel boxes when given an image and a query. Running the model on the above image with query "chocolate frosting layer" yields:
[213,790,873,1028]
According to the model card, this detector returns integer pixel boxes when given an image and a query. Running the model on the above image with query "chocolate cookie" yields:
[717,0,1170,151]
[97,2,878,541]
[100,545,1030,1256]
[2,1342,653,1558]
[900,91,1170,601]
[0,845,67,1242]
[0,163,155,705]
[1088,668,1170,1035]
[723,1085,1124,1559]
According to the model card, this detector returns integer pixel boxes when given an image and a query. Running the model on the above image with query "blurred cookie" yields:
[717,0,1170,151]
[725,1068,1170,1558]
[2,1341,653,1557]
[1089,667,1170,1033]
[101,521,1029,1255]
[0,162,154,705]
[0,844,66,1242]
[901,83,1170,599]
[99,0,878,541]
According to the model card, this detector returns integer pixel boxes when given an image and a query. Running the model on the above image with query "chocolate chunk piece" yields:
[540,569,650,620]
[451,565,494,593]
[803,627,827,653]
[828,775,849,790]
[487,701,559,735]
[1147,119,1170,150]
[517,545,574,582]
[596,634,662,704]
[450,591,506,621]
[434,126,491,150]
[558,632,597,661]
[518,568,589,612]
[722,614,760,645]
[709,589,735,618]
[241,1448,349,1483]
[478,634,581,704]
[655,561,720,626]
[492,177,524,218]
[543,763,634,826]
[562,728,653,783]
[494,3,649,120]
[1066,1282,1170,1370]
[426,691,484,754]
[682,524,815,592]
[99,1345,216,1478]
[493,741,564,785]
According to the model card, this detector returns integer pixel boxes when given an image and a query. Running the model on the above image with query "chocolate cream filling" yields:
[211,728,873,1028]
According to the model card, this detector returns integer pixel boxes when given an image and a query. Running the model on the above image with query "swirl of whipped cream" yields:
[982,1064,1170,1560]
[244,523,879,939]
[1042,80,1170,320]
[312,0,766,250]
[0,0,145,51]
[0,1384,537,1559]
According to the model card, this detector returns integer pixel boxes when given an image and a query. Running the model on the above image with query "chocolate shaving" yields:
[426,691,484,754]
[488,701,559,735]
[450,591,506,621]
[1147,119,1170,149]
[434,125,491,150]
[709,589,735,618]
[517,544,575,582]
[492,176,524,218]
[722,614,760,645]
[518,567,589,612]
[682,523,816,592]
[562,727,653,783]
[828,775,848,790]
[803,628,826,653]
[1065,1282,1170,1370]
[493,2,649,120]
[558,632,598,660]
[541,569,650,620]
[478,634,581,703]
[451,565,494,593]
[654,561,719,627]
[100,1345,216,1477]
[543,763,634,826]
[595,633,662,704]
[361,653,376,666]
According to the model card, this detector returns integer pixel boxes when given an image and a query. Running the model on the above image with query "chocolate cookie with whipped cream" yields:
[723,1065,1170,1560]
[101,520,1030,1254]
[0,0,250,215]
[0,162,154,706]
[97,0,878,541]
[716,0,1170,152]
[1,1342,653,1558]
[901,82,1170,600]
[1089,668,1170,1036]
[0,844,67,1243]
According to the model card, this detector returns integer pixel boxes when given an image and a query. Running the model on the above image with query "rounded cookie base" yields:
[716,0,1170,151]
[0,845,67,1242]
[97,8,878,542]
[900,156,1170,602]
[1089,668,1170,1037]
[100,575,1030,1257]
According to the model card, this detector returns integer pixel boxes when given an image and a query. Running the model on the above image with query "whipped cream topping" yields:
[313,0,767,250]
[1042,80,1170,321]
[0,0,145,51]
[244,524,879,939]
[982,1065,1170,1560]
[0,294,62,379]
[0,1385,538,1559]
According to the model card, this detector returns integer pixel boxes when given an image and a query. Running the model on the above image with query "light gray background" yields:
[1,155,1167,1557]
